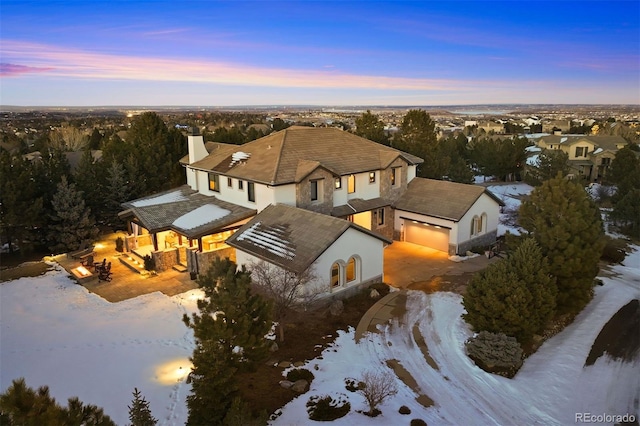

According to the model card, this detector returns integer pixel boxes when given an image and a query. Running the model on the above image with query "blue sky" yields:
[1,1,638,106]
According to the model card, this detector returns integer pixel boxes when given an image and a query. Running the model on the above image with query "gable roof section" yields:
[537,135,627,149]
[189,127,424,185]
[119,185,256,239]
[226,203,392,274]
[393,178,504,222]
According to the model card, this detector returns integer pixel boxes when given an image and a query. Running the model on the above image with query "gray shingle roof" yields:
[393,178,503,221]
[538,135,627,150]
[189,127,424,185]
[120,186,256,239]
[332,197,390,217]
[226,204,392,274]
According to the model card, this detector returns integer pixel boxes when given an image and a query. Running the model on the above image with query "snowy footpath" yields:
[1,248,638,425]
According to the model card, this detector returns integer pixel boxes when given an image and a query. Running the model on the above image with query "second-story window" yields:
[377,208,385,226]
[238,180,244,190]
[369,171,376,183]
[227,177,233,188]
[208,173,220,192]
[391,167,398,186]
[335,177,342,189]
[347,174,356,194]
[575,146,588,157]
[310,180,319,201]
[247,182,255,202]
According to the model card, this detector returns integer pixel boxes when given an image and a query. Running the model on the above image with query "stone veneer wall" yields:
[370,205,394,240]
[457,230,498,255]
[296,168,334,215]
[315,274,383,307]
[379,158,409,202]
[151,248,179,272]
[188,246,236,275]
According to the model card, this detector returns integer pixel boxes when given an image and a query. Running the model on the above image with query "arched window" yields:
[471,215,479,236]
[331,262,341,288]
[346,257,356,282]
[480,213,487,233]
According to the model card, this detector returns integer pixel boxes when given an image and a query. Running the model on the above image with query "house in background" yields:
[535,135,628,181]
[119,126,502,297]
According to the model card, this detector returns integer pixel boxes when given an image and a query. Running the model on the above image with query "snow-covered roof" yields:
[172,204,230,230]
[235,222,295,260]
[130,190,188,207]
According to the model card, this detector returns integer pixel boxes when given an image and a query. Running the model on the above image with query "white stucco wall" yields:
[407,165,417,182]
[458,193,501,242]
[271,184,297,207]
[235,226,385,295]
[347,171,381,201]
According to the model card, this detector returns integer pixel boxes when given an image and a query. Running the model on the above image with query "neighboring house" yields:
[535,135,627,181]
[226,203,391,299]
[393,178,503,254]
[119,126,502,296]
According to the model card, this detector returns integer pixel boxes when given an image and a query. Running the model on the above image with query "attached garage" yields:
[403,219,450,252]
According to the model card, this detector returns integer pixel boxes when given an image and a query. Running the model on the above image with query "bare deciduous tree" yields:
[357,369,398,416]
[49,127,88,151]
[249,260,324,342]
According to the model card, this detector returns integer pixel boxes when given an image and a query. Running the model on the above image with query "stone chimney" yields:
[187,126,208,164]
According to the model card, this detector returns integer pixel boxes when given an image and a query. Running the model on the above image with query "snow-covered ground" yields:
[2,247,638,425]
[486,182,534,236]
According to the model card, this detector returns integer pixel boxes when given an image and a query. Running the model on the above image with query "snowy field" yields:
[0,183,636,425]
[1,245,638,425]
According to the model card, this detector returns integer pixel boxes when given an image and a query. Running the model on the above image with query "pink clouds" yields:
[0,40,469,91]
[0,63,54,77]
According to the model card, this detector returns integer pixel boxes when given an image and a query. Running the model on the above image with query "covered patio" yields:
[118,186,256,276]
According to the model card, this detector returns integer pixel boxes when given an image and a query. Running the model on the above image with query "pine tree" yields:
[182,258,273,425]
[463,238,557,342]
[0,378,115,426]
[519,175,605,314]
[47,175,98,254]
[463,260,535,342]
[127,388,157,426]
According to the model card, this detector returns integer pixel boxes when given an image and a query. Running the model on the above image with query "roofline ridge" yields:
[271,129,287,184]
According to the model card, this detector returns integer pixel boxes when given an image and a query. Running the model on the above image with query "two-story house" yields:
[535,135,628,181]
[120,127,502,297]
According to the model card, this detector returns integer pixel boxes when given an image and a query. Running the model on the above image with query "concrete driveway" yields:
[383,241,498,292]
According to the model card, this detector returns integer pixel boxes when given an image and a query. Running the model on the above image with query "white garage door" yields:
[404,220,450,252]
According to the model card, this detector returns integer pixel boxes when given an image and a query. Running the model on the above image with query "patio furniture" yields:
[68,243,95,259]
[80,254,94,268]
[94,258,107,273]
[98,262,112,282]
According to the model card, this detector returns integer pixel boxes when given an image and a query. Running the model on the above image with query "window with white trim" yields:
[208,173,220,192]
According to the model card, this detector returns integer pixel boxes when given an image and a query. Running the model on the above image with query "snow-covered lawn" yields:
[486,182,534,236]
[1,248,638,425]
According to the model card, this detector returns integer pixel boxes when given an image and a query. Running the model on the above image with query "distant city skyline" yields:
[1,1,639,106]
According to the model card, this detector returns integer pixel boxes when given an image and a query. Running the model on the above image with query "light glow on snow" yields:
[153,358,193,385]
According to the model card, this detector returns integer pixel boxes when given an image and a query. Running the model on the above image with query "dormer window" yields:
[391,167,399,187]
[310,180,318,201]
[369,172,376,183]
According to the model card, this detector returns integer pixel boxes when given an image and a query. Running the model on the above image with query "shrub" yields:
[356,370,398,416]
[115,236,124,253]
[143,254,155,271]
[286,368,314,383]
[306,394,350,421]
[399,405,411,415]
[344,378,365,392]
[600,237,627,264]
[465,331,523,378]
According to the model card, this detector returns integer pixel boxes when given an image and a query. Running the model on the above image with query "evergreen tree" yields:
[519,175,605,314]
[526,149,570,185]
[608,146,640,201]
[73,149,104,223]
[463,260,534,342]
[354,110,389,145]
[103,160,131,227]
[88,128,104,150]
[127,388,157,426]
[0,151,44,254]
[392,109,445,179]
[464,238,557,342]
[47,176,98,254]
[182,258,273,425]
[0,378,115,426]
[609,188,640,238]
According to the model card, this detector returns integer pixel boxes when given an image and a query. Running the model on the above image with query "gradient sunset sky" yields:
[1,1,639,106]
